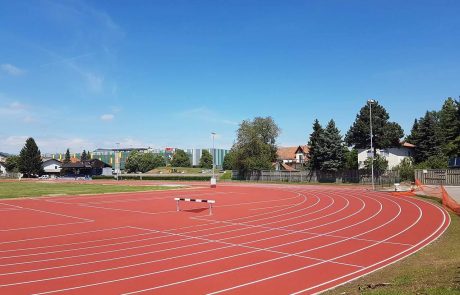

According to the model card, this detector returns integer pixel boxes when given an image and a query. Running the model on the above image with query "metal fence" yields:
[415,169,460,186]
[232,170,399,186]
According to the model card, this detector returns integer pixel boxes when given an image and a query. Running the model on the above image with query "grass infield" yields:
[324,196,460,295]
[0,181,180,199]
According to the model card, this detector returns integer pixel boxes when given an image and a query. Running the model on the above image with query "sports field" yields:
[0,182,449,294]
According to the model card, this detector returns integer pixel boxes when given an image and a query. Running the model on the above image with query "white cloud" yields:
[0,136,96,154]
[1,64,26,76]
[100,114,114,121]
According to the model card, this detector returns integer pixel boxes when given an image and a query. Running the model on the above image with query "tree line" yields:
[224,97,459,179]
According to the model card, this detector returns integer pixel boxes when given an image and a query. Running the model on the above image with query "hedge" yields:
[92,175,212,181]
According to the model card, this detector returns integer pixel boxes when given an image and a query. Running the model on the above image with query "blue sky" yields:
[0,0,459,154]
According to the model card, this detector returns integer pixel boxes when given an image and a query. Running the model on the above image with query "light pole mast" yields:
[367,99,375,191]
[211,132,216,188]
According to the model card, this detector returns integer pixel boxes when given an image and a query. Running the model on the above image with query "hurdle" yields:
[174,198,216,215]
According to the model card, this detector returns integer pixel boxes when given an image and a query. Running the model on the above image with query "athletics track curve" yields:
[0,183,450,294]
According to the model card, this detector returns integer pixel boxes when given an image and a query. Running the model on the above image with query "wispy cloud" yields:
[86,72,104,93]
[100,114,114,121]
[177,107,239,126]
[1,64,26,76]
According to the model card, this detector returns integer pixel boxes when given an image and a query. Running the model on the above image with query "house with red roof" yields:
[275,145,309,171]
[357,142,415,169]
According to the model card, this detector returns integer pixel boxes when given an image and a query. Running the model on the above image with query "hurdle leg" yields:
[209,203,213,215]
[176,200,180,212]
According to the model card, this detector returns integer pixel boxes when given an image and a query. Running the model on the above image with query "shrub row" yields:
[92,175,212,181]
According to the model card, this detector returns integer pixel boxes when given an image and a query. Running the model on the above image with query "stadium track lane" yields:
[0,184,449,294]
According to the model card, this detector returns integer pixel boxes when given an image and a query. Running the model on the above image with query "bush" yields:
[393,157,414,181]
[92,175,212,181]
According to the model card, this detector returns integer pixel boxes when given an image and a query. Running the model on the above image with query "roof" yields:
[280,162,298,171]
[277,145,309,160]
[61,159,111,169]
[42,159,62,164]
[401,142,415,148]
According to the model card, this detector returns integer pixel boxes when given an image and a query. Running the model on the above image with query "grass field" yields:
[325,196,460,295]
[0,181,180,199]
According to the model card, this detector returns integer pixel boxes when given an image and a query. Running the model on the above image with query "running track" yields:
[0,183,450,294]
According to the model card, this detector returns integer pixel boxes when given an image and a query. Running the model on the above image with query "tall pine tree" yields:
[81,150,87,161]
[319,120,345,172]
[307,119,324,171]
[439,97,460,157]
[412,111,443,163]
[18,137,42,178]
[345,101,404,152]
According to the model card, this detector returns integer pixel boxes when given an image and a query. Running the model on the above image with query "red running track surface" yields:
[0,183,450,294]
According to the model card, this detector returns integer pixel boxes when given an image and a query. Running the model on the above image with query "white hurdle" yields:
[174,197,216,215]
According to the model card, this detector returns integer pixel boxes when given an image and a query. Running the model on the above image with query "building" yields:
[0,152,10,163]
[357,142,415,170]
[60,159,111,177]
[185,148,230,168]
[0,162,6,175]
[275,145,309,171]
[41,159,62,177]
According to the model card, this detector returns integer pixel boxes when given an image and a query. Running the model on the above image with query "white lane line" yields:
[205,193,424,295]
[249,203,295,211]
[78,204,178,216]
[0,202,93,223]
[0,227,128,245]
[0,236,199,267]
[0,231,159,253]
[17,192,382,292]
[0,232,176,260]
[0,221,93,232]
[0,226,363,277]
[291,196,450,294]
[166,189,308,232]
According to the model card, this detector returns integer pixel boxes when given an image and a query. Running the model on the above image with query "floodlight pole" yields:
[116,142,120,181]
[211,132,216,179]
[368,99,375,191]
[211,132,217,188]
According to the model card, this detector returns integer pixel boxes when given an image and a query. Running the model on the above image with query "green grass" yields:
[0,181,180,199]
[324,196,460,295]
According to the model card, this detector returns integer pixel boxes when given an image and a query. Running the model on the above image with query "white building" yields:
[0,162,6,175]
[185,148,230,168]
[41,159,62,176]
[357,142,415,169]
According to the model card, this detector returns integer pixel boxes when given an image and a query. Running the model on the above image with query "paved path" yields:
[444,186,460,203]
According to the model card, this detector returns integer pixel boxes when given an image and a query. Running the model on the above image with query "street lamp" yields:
[367,99,375,191]
[211,132,216,188]
[115,142,120,181]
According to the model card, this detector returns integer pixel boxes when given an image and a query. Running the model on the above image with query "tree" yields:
[411,111,443,163]
[393,157,414,181]
[222,151,235,170]
[139,153,166,172]
[4,156,19,173]
[307,119,324,171]
[63,149,71,164]
[439,97,460,157]
[170,149,191,167]
[363,154,388,175]
[318,120,345,172]
[17,137,43,177]
[345,101,404,152]
[81,150,87,161]
[231,117,280,176]
[199,150,213,169]
[343,148,358,170]
[125,151,141,173]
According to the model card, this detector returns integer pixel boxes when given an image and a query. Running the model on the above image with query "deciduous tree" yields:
[199,150,213,169]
